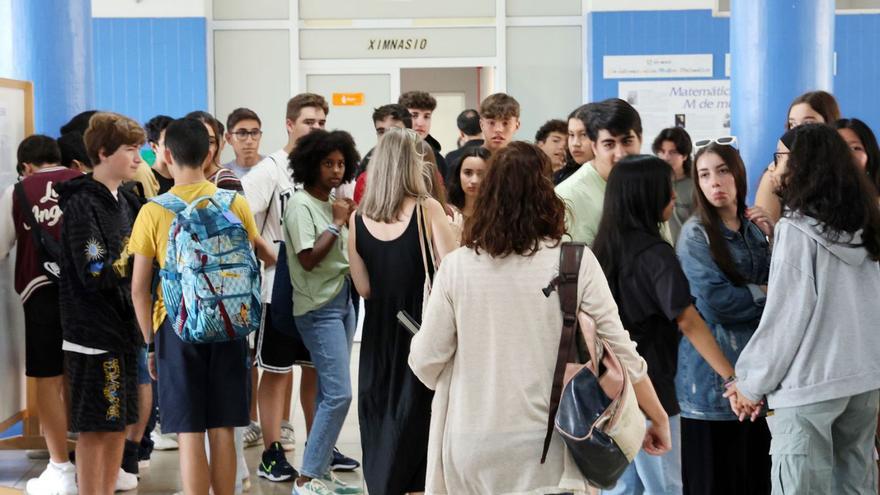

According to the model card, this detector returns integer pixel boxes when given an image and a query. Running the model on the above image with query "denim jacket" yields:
[675,216,770,420]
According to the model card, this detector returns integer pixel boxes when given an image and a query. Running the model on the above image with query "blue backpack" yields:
[152,189,262,343]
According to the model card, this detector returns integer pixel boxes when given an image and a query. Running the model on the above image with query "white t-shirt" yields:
[241,149,295,302]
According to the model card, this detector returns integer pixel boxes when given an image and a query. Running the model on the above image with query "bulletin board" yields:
[0,78,37,449]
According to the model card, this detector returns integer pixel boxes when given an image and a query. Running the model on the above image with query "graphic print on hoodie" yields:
[55,174,144,353]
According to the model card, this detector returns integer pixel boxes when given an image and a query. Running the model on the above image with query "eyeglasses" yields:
[232,129,263,141]
[694,136,739,150]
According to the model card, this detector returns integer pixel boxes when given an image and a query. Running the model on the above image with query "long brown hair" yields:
[786,91,841,130]
[692,143,749,285]
[462,142,565,257]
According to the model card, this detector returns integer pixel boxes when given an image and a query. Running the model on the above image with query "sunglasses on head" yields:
[694,136,739,150]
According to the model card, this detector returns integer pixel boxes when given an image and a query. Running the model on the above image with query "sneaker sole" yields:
[330,463,360,472]
[257,469,294,482]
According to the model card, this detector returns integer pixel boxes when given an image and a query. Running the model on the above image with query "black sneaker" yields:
[258,442,298,482]
[330,447,360,472]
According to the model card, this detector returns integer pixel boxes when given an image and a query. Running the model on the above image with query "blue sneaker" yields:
[258,442,298,482]
[330,447,360,472]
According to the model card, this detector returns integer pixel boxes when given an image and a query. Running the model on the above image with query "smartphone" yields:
[396,310,420,335]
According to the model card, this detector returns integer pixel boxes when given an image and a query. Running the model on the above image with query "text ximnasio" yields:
[368,38,428,51]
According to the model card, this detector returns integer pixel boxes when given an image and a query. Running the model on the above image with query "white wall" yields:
[91,0,206,18]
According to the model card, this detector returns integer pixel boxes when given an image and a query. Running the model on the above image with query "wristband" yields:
[723,375,737,389]
[327,224,341,237]
[146,341,155,353]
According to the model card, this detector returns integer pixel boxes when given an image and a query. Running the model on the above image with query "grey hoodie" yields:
[736,214,880,408]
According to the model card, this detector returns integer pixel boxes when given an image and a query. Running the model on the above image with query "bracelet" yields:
[326,224,341,237]
[146,341,155,353]
[723,375,737,389]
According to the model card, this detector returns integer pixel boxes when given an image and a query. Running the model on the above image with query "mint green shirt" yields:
[556,161,673,246]
[556,162,606,245]
[283,190,349,316]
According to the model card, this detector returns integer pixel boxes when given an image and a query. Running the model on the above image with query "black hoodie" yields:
[55,174,144,353]
[424,134,449,183]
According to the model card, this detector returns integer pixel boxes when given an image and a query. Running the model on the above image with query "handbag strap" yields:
[415,199,436,286]
[541,242,585,463]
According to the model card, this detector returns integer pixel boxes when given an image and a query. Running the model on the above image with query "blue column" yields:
[730,0,835,202]
[12,0,94,135]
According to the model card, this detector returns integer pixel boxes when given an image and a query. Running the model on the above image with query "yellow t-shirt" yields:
[129,181,259,331]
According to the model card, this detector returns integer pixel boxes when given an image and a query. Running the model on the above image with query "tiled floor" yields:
[0,345,367,495]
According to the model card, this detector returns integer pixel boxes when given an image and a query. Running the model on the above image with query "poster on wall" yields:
[618,79,730,154]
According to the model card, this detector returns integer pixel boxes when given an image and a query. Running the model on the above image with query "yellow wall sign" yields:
[332,93,365,106]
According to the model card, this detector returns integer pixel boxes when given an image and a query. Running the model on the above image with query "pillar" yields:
[730,0,835,202]
[13,0,94,135]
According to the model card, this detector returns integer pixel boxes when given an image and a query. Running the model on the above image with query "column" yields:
[730,0,835,202]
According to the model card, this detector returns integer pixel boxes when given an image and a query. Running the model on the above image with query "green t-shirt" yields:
[556,162,606,245]
[283,190,349,316]
[556,161,673,246]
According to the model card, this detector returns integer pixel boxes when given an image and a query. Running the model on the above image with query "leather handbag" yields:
[541,242,646,489]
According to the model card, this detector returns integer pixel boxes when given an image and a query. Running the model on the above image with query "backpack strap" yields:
[213,189,237,211]
[150,193,188,214]
[540,242,586,463]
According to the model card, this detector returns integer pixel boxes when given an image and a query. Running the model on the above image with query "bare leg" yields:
[102,432,126,493]
[178,432,210,495]
[258,370,290,449]
[35,376,70,464]
[250,354,259,422]
[127,383,152,442]
[77,431,124,495]
[207,427,237,495]
[300,367,317,435]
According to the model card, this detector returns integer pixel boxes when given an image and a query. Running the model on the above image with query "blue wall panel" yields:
[588,10,880,138]
[589,10,730,101]
[835,14,880,133]
[92,17,207,127]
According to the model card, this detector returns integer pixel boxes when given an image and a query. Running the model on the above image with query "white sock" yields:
[50,460,73,470]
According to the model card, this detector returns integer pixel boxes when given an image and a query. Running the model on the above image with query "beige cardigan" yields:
[409,243,648,495]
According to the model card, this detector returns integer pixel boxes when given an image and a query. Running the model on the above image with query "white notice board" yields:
[619,79,731,154]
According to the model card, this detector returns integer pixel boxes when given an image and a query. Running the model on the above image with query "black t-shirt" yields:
[605,231,692,416]
[152,168,174,195]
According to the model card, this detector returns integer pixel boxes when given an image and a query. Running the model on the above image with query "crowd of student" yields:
[6,86,880,495]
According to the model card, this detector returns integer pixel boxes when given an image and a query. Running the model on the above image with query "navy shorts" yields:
[155,319,251,433]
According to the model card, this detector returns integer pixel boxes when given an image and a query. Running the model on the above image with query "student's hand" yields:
[148,351,157,380]
[746,206,774,238]
[332,199,352,227]
[643,418,672,456]
[723,384,763,422]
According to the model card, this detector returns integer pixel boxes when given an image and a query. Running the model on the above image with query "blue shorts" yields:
[155,319,251,433]
[136,347,151,385]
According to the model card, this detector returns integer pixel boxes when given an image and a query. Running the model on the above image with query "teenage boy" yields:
[0,135,81,495]
[55,112,147,495]
[535,119,568,173]
[556,98,656,245]
[58,131,92,173]
[445,108,483,172]
[224,107,265,179]
[398,91,449,180]
[130,117,261,495]
[353,104,412,204]
[479,93,521,154]
[145,115,175,196]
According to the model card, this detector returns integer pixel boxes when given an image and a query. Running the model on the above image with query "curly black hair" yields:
[779,123,880,260]
[289,129,360,187]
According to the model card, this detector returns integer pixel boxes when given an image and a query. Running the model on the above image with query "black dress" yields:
[355,209,433,494]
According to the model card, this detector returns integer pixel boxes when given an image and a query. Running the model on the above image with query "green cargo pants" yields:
[766,389,879,495]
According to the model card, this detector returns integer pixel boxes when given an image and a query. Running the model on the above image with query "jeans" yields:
[294,279,356,478]
[604,415,683,495]
[767,390,879,495]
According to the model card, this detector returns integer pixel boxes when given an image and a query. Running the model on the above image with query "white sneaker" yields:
[115,468,138,492]
[151,424,179,451]
[25,462,77,495]
[242,421,262,448]
[293,479,334,495]
[280,420,296,452]
[318,472,364,494]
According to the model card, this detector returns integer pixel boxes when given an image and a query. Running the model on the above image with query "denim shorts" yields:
[136,347,151,385]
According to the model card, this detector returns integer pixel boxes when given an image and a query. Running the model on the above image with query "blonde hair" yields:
[361,128,430,223]
[415,139,448,211]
